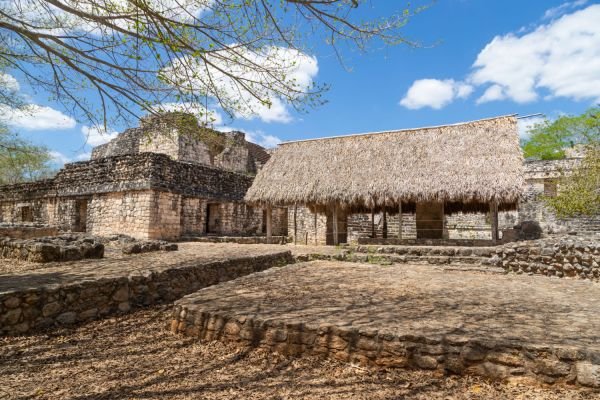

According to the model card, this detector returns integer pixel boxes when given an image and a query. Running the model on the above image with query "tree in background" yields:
[546,145,600,218]
[0,124,54,184]
[0,1,424,127]
[522,107,600,160]
[522,107,600,217]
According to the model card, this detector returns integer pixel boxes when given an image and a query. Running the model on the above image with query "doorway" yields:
[206,203,221,234]
[416,202,444,239]
[74,199,88,232]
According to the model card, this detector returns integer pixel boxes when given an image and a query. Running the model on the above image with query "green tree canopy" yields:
[0,124,55,185]
[522,107,600,160]
[546,145,600,218]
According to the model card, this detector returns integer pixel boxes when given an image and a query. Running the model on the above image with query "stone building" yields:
[247,115,599,245]
[0,113,287,240]
[246,115,525,245]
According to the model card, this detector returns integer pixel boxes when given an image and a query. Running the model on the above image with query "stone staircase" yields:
[298,244,505,274]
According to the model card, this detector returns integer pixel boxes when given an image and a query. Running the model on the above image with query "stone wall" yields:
[494,237,600,280]
[522,159,600,234]
[0,251,294,335]
[0,236,104,263]
[0,153,265,239]
[289,206,518,245]
[287,206,328,245]
[0,224,58,239]
[91,113,269,175]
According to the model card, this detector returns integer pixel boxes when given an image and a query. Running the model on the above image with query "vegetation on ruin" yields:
[523,107,600,217]
[522,106,600,160]
[0,123,54,185]
[0,1,425,128]
[546,145,600,218]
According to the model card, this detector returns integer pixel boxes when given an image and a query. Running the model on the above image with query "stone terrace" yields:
[0,243,294,335]
[172,261,600,387]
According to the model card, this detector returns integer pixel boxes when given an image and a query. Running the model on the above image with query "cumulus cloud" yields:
[0,73,19,91]
[399,79,473,110]
[81,125,119,146]
[400,4,600,109]
[164,46,318,123]
[472,4,600,105]
[543,0,588,20]
[49,150,71,165]
[0,104,76,130]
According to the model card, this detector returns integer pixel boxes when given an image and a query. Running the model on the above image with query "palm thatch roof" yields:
[245,115,524,213]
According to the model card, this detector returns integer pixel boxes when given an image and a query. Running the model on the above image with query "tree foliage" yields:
[0,124,54,184]
[546,145,600,218]
[522,107,600,160]
[0,0,424,127]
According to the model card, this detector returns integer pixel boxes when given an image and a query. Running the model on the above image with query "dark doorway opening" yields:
[206,203,221,234]
[21,206,33,223]
[416,202,444,239]
[74,200,88,232]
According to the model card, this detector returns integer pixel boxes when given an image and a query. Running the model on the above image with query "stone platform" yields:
[172,260,600,387]
[0,243,293,335]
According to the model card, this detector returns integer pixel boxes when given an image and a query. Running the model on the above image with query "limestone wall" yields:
[91,113,269,175]
[494,236,600,280]
[0,251,293,335]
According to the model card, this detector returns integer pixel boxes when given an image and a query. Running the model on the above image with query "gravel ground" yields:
[0,306,596,400]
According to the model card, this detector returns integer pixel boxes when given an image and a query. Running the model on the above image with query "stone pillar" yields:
[266,205,272,238]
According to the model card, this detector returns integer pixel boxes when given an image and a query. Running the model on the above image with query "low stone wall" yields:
[494,237,600,280]
[0,251,293,335]
[357,238,504,246]
[170,306,600,388]
[185,236,287,245]
[0,236,104,263]
[0,224,58,239]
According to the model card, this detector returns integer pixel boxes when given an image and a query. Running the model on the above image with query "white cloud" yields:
[0,73,19,92]
[0,104,76,130]
[75,152,91,161]
[399,79,473,110]
[81,125,119,146]
[543,0,588,20]
[49,150,71,165]
[517,116,546,140]
[157,102,223,126]
[476,84,506,104]
[471,4,600,105]
[164,46,318,123]
[217,126,281,148]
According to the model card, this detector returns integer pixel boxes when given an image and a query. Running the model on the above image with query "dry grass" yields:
[0,306,596,400]
[246,116,524,211]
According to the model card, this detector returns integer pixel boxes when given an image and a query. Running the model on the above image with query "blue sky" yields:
[3,0,600,166]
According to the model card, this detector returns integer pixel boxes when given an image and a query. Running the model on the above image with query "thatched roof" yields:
[245,115,524,212]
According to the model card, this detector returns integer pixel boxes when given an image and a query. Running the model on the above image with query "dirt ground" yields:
[0,306,596,400]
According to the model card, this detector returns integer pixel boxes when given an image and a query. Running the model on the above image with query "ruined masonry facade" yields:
[0,113,286,240]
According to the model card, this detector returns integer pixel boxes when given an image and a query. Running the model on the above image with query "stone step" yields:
[298,252,496,268]
[350,245,497,258]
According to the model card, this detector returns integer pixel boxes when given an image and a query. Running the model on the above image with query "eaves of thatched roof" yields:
[245,115,525,212]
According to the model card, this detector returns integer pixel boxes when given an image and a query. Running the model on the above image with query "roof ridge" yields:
[280,114,518,145]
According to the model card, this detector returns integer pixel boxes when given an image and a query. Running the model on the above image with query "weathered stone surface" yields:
[496,237,600,281]
[0,243,293,335]
[576,362,600,387]
[0,235,104,263]
[172,260,600,387]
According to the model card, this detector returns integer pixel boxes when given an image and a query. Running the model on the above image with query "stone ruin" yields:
[0,111,596,248]
[0,112,288,242]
